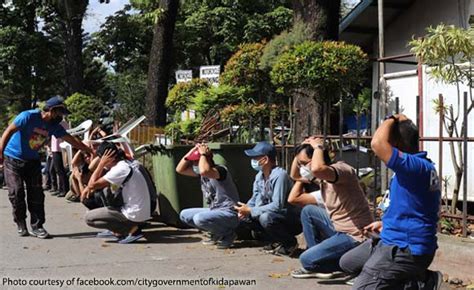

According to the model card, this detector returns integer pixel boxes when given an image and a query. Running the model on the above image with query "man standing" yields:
[49,119,69,197]
[235,141,302,256]
[340,114,442,289]
[0,96,93,238]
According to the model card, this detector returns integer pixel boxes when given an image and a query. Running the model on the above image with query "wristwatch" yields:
[384,115,398,122]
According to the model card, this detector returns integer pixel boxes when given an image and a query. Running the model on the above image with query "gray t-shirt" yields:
[200,165,239,210]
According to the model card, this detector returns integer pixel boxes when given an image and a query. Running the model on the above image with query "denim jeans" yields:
[180,207,239,240]
[4,156,45,229]
[239,208,302,248]
[299,204,359,273]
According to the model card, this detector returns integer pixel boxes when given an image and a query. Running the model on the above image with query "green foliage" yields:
[192,84,248,115]
[164,119,201,142]
[174,0,292,68]
[260,22,310,71]
[88,5,153,73]
[166,78,210,115]
[108,72,147,123]
[64,93,104,127]
[410,24,473,86]
[270,41,369,100]
[353,88,371,115]
[220,42,268,95]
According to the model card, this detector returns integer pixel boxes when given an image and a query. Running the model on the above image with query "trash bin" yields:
[152,143,257,227]
[152,145,202,227]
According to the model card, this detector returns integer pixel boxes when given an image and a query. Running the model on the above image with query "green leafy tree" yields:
[108,72,148,123]
[410,24,474,213]
[64,93,104,127]
[166,78,210,116]
[88,5,154,74]
[271,41,368,134]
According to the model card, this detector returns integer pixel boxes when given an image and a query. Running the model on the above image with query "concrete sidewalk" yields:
[0,188,349,290]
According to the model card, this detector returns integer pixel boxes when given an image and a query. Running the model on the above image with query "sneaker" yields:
[57,192,66,198]
[273,243,298,257]
[66,194,80,203]
[29,228,50,239]
[216,233,237,249]
[291,268,344,279]
[202,234,220,245]
[96,230,116,238]
[262,242,281,253]
[345,277,356,285]
[50,190,60,196]
[17,221,28,237]
[118,230,144,244]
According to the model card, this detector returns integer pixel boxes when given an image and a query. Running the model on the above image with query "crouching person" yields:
[83,142,153,244]
[290,138,373,279]
[177,144,239,249]
[235,141,302,257]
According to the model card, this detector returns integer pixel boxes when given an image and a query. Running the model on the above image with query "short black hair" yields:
[294,143,332,165]
[391,120,419,153]
[97,141,125,160]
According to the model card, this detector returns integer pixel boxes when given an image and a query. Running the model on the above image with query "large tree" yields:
[44,0,89,96]
[291,0,341,140]
[131,0,179,126]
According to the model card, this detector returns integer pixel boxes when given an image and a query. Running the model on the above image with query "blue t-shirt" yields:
[381,148,441,255]
[4,110,67,161]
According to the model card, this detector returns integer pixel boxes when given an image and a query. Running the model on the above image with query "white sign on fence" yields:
[199,65,220,86]
[175,70,192,83]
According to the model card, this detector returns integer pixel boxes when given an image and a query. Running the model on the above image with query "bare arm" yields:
[62,134,93,155]
[287,181,317,207]
[290,157,305,182]
[305,137,336,182]
[0,123,19,160]
[176,146,199,177]
[196,144,220,179]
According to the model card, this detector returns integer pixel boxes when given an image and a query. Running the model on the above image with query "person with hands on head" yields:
[83,141,152,244]
[339,114,443,289]
[0,96,92,239]
[177,144,240,249]
[290,137,373,280]
[235,141,302,257]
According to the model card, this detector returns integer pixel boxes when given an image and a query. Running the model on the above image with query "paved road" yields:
[0,188,350,290]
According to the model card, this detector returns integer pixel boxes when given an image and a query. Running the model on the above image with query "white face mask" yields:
[299,165,314,181]
[192,165,200,175]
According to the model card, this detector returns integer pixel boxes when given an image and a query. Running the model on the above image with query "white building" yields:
[340,0,474,201]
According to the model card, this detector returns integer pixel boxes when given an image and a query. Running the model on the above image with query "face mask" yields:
[251,159,262,172]
[192,165,200,175]
[299,165,314,181]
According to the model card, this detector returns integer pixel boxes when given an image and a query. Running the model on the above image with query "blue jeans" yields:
[300,204,359,273]
[239,208,302,248]
[180,207,238,240]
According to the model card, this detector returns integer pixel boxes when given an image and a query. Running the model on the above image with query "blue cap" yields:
[44,96,71,115]
[245,141,276,158]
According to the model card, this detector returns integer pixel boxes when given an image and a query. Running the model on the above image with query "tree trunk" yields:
[53,0,87,96]
[145,0,179,127]
[292,0,341,41]
[291,0,341,142]
[18,2,37,110]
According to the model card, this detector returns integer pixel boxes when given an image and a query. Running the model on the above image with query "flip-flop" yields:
[96,230,115,238]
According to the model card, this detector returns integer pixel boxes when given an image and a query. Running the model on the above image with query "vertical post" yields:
[339,95,344,159]
[356,110,361,177]
[416,95,420,128]
[417,61,424,151]
[378,0,387,198]
[395,97,399,114]
[281,111,286,169]
[373,91,381,218]
[462,92,468,238]
[438,94,444,212]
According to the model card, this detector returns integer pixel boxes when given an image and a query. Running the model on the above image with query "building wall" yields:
[383,0,471,73]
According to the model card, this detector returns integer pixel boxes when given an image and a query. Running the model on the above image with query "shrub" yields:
[64,93,104,127]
